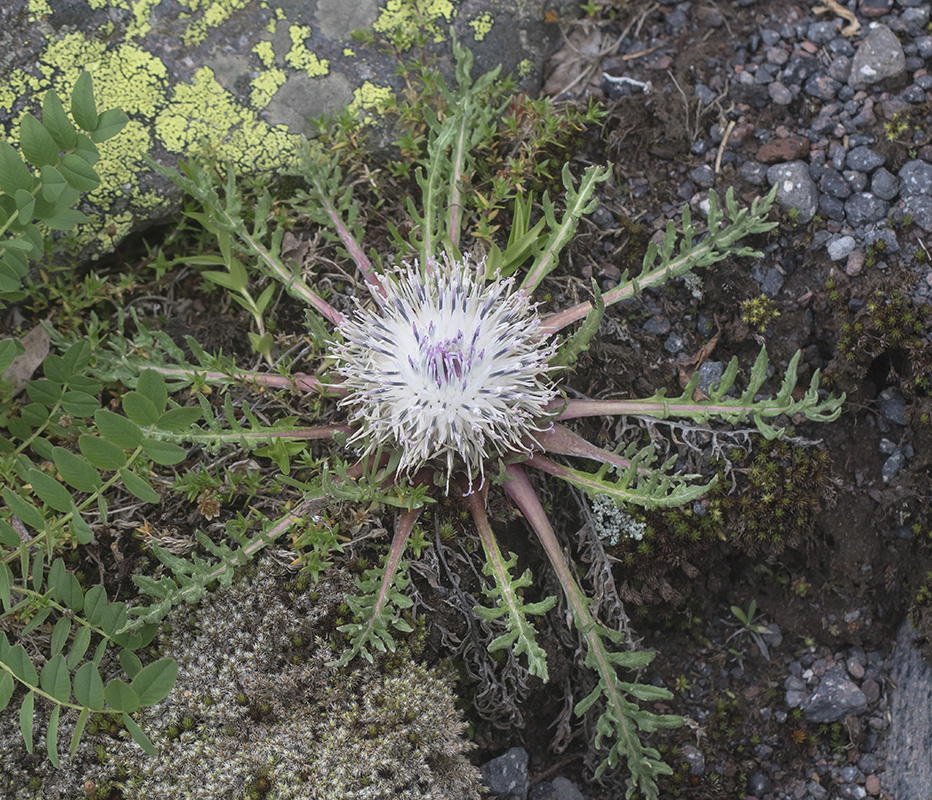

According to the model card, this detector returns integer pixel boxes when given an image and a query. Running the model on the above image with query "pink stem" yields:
[533,424,638,473]
[370,506,421,619]
[558,397,744,420]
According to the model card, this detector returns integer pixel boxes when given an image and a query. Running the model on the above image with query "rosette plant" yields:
[89,44,842,799]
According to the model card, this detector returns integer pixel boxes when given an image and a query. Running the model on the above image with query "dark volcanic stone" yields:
[803,666,868,722]
[845,193,889,226]
[899,160,932,195]
[849,25,906,88]
[846,146,886,172]
[871,168,899,200]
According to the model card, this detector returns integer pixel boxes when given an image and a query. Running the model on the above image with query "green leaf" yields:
[0,562,10,612]
[2,487,46,530]
[141,438,186,466]
[5,644,39,686]
[131,658,178,705]
[27,378,64,405]
[73,662,105,710]
[70,707,90,756]
[60,153,100,191]
[118,650,143,681]
[122,391,159,426]
[46,704,61,768]
[67,626,92,670]
[118,467,160,504]
[39,165,67,202]
[27,468,73,513]
[14,189,35,224]
[70,508,94,545]
[0,142,35,194]
[50,618,72,657]
[46,208,89,231]
[51,446,101,493]
[91,107,128,143]
[156,406,202,431]
[83,586,107,626]
[122,711,157,756]
[0,673,13,712]
[73,133,99,166]
[70,72,98,132]
[40,654,72,703]
[19,691,34,753]
[100,602,127,636]
[137,370,168,413]
[79,434,127,470]
[20,113,60,167]
[0,336,25,372]
[95,409,143,448]
[42,90,78,150]
[104,678,139,713]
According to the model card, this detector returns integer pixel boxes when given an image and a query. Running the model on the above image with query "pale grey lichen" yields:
[0,559,480,799]
[589,494,648,546]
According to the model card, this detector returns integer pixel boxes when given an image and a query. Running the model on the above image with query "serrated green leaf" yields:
[104,678,139,713]
[20,113,60,167]
[137,370,168,413]
[51,446,100,493]
[156,406,202,431]
[95,409,143,449]
[40,654,72,703]
[0,673,13,712]
[141,438,186,466]
[70,72,98,132]
[79,434,127,470]
[5,644,39,686]
[122,391,159,426]
[50,618,72,657]
[118,467,160,504]
[14,189,35,224]
[27,468,73,513]
[19,691,34,753]
[91,107,128,143]
[132,658,178,706]
[42,89,78,150]
[67,625,92,670]
[2,487,46,530]
[60,154,100,192]
[73,661,105,710]
[122,711,156,756]
[0,142,35,194]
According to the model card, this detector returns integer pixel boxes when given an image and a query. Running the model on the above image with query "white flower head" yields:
[334,254,558,490]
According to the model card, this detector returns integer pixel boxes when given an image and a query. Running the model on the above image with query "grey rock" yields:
[877,388,908,425]
[682,744,706,776]
[766,46,789,66]
[827,235,857,261]
[769,81,793,105]
[871,167,899,200]
[804,72,840,100]
[802,666,868,722]
[741,160,768,185]
[767,161,819,223]
[827,37,855,57]
[903,7,931,33]
[821,168,851,198]
[664,332,686,355]
[844,193,889,226]
[552,777,586,800]
[690,165,715,188]
[747,773,772,795]
[761,28,781,46]
[849,25,906,89]
[697,361,725,395]
[807,21,841,43]
[785,675,807,708]
[903,194,932,232]
[846,146,885,172]
[481,747,530,800]
[807,779,829,800]
[827,55,851,82]
[529,783,557,800]
[843,169,868,192]
[918,36,932,60]
[863,228,899,253]
[898,160,932,196]
[819,194,846,221]
[836,785,867,800]
[760,267,784,298]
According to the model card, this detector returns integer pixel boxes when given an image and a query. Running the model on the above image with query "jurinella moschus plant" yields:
[34,40,842,800]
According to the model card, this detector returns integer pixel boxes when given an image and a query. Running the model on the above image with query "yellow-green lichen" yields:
[180,0,260,47]
[343,47,356,57]
[253,40,278,69]
[373,0,457,50]
[250,68,287,107]
[285,24,330,77]
[154,66,301,170]
[468,11,493,41]
[347,81,394,124]
[27,0,52,20]
[517,58,534,78]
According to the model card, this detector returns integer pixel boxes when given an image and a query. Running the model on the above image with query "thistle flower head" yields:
[335,255,558,490]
